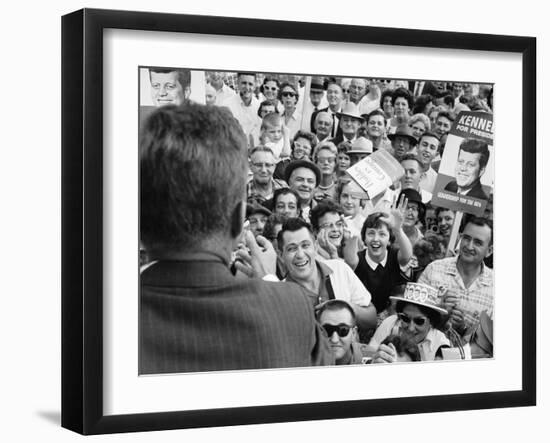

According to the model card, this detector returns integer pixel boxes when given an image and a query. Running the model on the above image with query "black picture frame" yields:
[62,8,536,435]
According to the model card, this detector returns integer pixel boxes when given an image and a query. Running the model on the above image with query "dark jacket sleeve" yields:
[310,320,335,366]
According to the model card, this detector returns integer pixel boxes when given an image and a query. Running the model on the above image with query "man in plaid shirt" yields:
[417,216,493,337]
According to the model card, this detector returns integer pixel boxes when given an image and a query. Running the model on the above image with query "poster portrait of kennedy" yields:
[444,137,490,200]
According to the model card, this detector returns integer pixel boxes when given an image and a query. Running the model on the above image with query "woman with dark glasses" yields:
[368,282,450,361]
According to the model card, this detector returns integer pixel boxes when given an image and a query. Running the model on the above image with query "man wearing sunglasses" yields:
[278,82,302,140]
[317,300,371,365]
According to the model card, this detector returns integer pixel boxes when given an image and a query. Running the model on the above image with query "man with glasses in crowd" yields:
[246,146,288,206]
[316,300,371,365]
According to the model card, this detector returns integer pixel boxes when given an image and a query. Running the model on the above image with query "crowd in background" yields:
[139,68,494,372]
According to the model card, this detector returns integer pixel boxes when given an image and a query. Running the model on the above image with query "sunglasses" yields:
[322,324,352,337]
[281,91,296,97]
[398,313,427,327]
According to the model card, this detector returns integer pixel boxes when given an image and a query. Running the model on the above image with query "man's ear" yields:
[485,243,493,258]
[184,87,191,100]
[230,200,246,239]
[479,166,486,178]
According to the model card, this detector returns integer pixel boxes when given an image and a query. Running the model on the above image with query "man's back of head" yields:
[140,103,248,256]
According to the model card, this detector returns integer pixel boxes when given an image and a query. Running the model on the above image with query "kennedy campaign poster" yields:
[431,111,494,216]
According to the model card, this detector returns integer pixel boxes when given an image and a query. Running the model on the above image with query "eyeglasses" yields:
[322,324,352,337]
[319,221,345,230]
[342,89,349,93]
[398,312,427,327]
[281,91,296,97]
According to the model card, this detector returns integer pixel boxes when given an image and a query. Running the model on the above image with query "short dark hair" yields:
[277,217,314,250]
[442,94,454,108]
[361,212,394,243]
[140,104,247,252]
[257,99,279,118]
[260,76,280,94]
[367,109,387,124]
[460,215,493,245]
[273,188,300,208]
[291,130,318,154]
[148,67,191,89]
[419,131,440,144]
[278,82,299,102]
[436,110,455,123]
[316,299,357,326]
[380,89,394,109]
[381,334,421,362]
[395,300,442,328]
[310,200,344,232]
[400,153,422,168]
[458,138,490,169]
[263,214,286,241]
[391,87,413,109]
[412,94,433,114]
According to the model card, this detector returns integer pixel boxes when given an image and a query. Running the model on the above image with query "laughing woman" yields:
[369,282,450,361]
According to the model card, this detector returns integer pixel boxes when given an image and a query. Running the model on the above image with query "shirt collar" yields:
[364,249,388,270]
[444,256,492,286]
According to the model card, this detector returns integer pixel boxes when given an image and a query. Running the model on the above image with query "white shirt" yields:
[224,94,260,139]
[419,167,438,194]
[214,84,237,107]
[283,110,302,141]
[322,259,373,307]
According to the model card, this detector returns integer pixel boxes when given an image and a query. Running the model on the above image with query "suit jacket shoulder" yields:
[140,260,333,374]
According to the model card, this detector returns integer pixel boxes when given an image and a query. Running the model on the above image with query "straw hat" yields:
[390,282,448,315]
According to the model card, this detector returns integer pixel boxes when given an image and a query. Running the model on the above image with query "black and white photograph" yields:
[138,68,495,374]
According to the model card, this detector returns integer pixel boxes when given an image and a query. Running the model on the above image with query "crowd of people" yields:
[139,67,494,374]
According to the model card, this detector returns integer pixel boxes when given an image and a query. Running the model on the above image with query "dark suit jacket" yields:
[310,107,343,139]
[140,256,333,374]
[444,179,488,200]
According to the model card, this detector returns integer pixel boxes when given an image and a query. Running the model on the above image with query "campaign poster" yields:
[431,111,494,216]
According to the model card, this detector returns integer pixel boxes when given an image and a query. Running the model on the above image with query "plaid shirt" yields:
[246,178,288,205]
[417,256,493,334]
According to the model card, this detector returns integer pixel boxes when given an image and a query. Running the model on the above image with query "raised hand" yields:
[316,228,339,259]
[234,231,277,278]
[380,194,408,231]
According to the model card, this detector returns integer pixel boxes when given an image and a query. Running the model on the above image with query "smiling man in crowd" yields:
[278,218,377,332]
[398,154,433,204]
[313,111,334,143]
[224,72,260,141]
[285,160,321,223]
[416,132,441,194]
[311,81,344,138]
[418,216,493,338]
[444,138,490,200]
